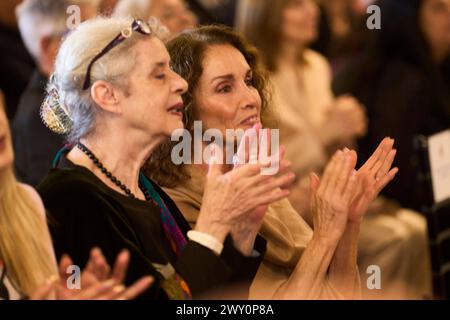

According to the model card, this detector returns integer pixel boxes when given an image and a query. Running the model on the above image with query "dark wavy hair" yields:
[145,25,275,188]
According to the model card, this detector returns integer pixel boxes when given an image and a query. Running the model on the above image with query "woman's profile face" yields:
[117,37,188,140]
[0,96,13,171]
[193,44,262,137]
[420,0,450,59]
[280,0,320,47]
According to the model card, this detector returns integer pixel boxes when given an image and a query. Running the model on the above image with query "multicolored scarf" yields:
[138,173,192,300]
[139,173,188,256]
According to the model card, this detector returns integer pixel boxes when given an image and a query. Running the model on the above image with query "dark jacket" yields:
[12,70,64,186]
[0,23,34,119]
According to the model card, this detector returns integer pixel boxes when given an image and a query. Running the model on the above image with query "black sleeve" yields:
[175,241,232,297]
[221,235,267,283]
[174,236,266,298]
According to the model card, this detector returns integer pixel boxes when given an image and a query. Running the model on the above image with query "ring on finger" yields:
[113,285,126,294]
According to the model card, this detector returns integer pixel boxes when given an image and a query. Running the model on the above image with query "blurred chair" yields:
[415,132,450,299]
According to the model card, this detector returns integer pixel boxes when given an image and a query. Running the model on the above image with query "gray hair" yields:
[46,16,169,143]
[16,0,100,61]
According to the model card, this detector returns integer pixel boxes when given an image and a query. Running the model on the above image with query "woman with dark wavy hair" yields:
[146,25,398,299]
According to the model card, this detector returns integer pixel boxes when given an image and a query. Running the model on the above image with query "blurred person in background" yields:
[237,0,432,299]
[98,0,119,15]
[196,0,237,26]
[311,0,368,75]
[237,0,367,218]
[0,91,153,300]
[13,0,99,187]
[148,25,399,299]
[0,0,35,120]
[113,0,198,38]
[334,0,450,213]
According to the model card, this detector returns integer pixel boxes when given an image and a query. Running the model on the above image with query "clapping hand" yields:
[30,248,153,300]
[347,137,398,223]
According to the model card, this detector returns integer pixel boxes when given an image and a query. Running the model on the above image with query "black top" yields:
[38,155,265,299]
[12,70,65,186]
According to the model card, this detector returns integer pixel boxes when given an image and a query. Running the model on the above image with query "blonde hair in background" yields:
[0,95,57,296]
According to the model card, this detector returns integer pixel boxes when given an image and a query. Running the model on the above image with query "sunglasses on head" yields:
[82,19,152,90]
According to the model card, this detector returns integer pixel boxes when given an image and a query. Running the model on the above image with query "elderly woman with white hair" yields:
[37,16,295,299]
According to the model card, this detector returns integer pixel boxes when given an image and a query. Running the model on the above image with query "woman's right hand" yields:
[309,149,359,245]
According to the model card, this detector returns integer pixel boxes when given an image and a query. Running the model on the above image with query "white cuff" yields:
[187,230,224,256]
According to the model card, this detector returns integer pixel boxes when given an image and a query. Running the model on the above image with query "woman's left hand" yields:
[347,138,398,223]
